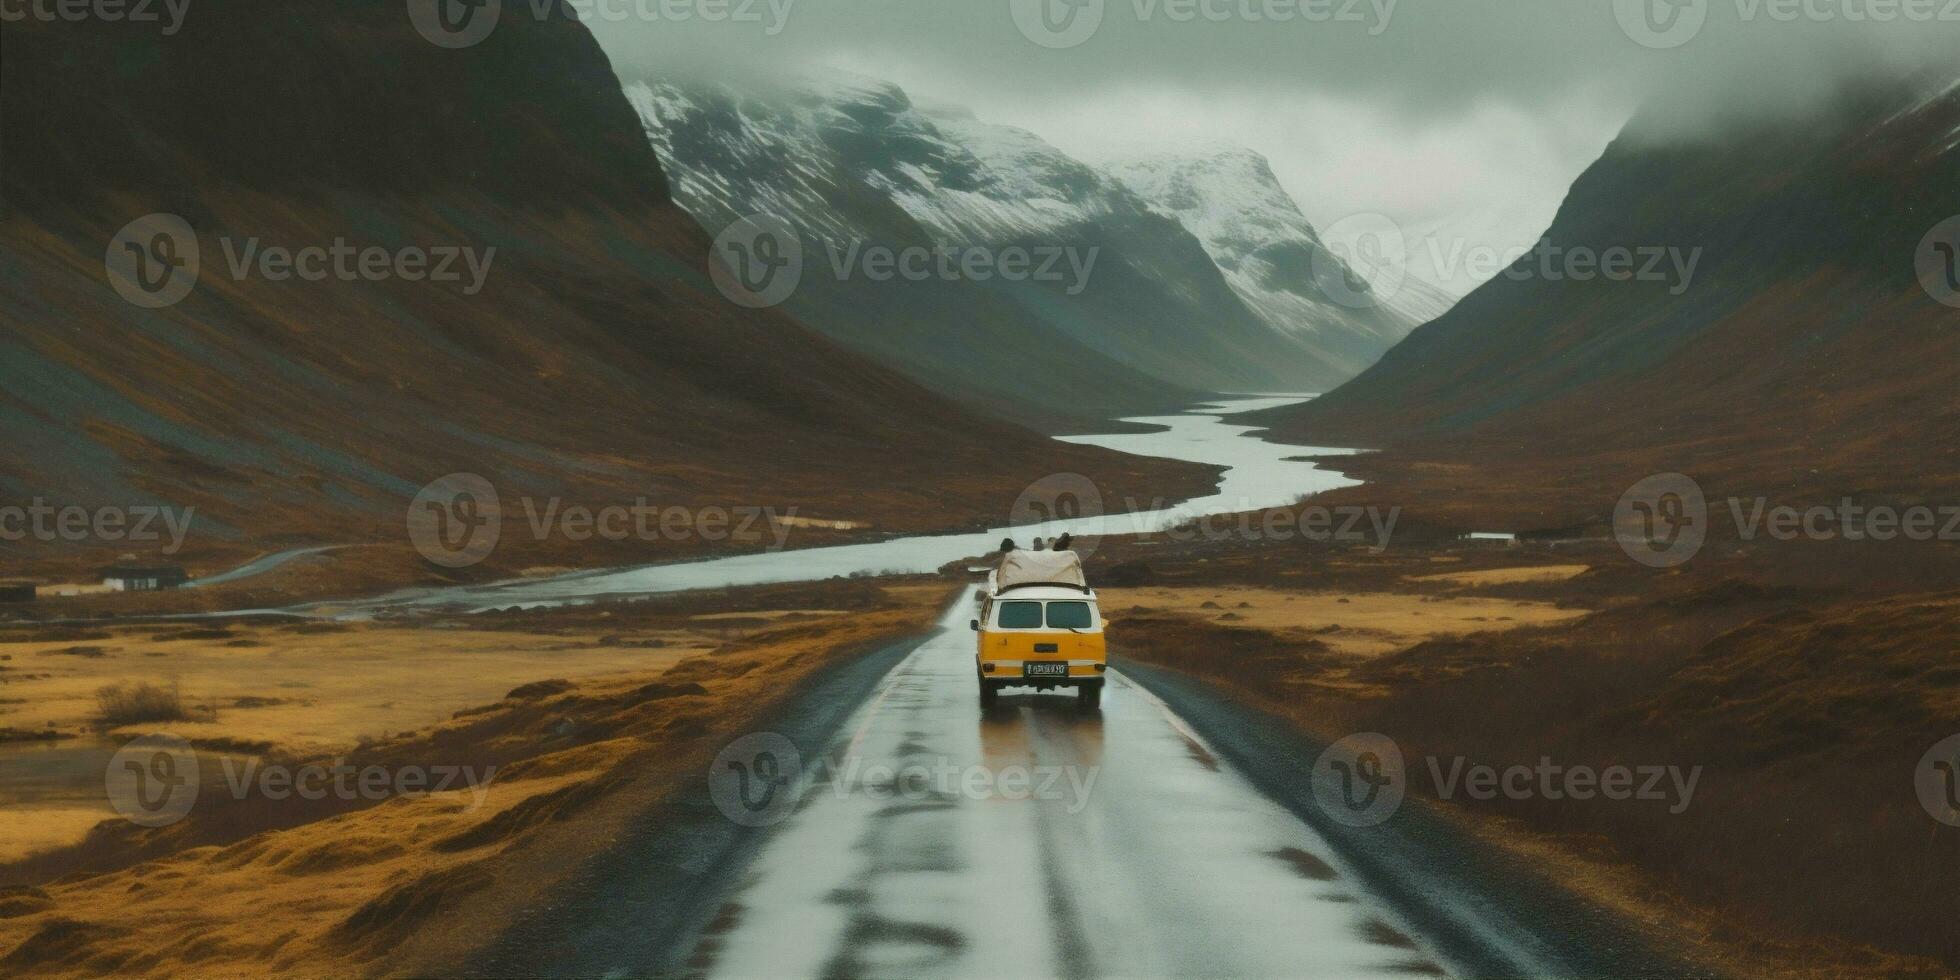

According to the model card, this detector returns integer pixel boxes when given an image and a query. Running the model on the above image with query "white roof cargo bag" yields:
[995,550,1087,592]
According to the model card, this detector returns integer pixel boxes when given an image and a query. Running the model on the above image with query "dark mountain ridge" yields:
[1254,78,1960,523]
[0,3,1217,582]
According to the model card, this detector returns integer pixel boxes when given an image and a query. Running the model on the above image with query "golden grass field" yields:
[1106,584,1586,660]
[0,580,957,977]
[0,621,714,865]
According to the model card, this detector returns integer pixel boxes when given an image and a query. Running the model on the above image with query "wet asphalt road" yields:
[475,591,1692,980]
[681,593,1464,979]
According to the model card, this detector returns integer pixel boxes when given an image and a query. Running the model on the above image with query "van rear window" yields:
[1046,601,1094,629]
[996,601,1043,629]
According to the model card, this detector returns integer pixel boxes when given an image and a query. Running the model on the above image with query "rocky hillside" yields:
[1098,144,1451,378]
[629,71,1421,423]
[0,3,1217,582]
[1254,79,1960,514]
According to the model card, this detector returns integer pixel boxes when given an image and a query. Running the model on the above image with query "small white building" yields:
[100,563,189,592]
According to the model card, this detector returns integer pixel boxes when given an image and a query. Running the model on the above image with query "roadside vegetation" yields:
[0,578,957,976]
[1102,525,1960,979]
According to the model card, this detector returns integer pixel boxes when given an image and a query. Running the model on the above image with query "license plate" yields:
[1025,662,1068,678]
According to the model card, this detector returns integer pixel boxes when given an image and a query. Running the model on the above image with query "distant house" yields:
[0,581,36,603]
[100,564,189,592]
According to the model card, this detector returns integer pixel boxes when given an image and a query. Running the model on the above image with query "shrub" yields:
[94,682,190,726]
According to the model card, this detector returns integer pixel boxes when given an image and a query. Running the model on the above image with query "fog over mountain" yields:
[593,2,1955,127]
[588,2,1959,294]
[626,69,1427,422]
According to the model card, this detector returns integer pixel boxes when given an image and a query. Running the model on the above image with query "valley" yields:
[0,4,1220,597]
[1,3,1955,979]
[628,69,1434,429]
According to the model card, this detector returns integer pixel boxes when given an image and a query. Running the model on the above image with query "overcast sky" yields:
[589,0,1958,294]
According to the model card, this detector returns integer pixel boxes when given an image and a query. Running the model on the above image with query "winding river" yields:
[321,396,1358,616]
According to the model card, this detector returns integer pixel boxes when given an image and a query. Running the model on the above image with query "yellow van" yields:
[971,584,1107,708]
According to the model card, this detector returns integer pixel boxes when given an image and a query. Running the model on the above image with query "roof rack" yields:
[995,582,1093,595]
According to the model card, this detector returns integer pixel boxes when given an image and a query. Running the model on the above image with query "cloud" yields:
[587,0,1959,291]
[592,0,1956,128]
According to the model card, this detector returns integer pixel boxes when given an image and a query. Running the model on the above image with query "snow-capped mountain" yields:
[1098,145,1454,378]
[626,70,1416,420]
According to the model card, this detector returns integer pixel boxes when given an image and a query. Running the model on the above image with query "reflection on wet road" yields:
[680,594,1457,979]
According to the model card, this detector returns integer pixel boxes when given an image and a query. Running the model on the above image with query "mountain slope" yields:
[624,74,1194,428]
[1254,80,1960,518]
[0,4,1217,581]
[1097,144,1448,377]
[629,71,1388,421]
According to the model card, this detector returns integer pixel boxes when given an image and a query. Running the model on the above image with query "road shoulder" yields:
[1117,660,1708,979]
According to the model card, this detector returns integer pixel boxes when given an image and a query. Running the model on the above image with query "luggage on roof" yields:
[994,549,1087,592]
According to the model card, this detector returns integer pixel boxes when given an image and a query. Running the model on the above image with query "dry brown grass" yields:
[1105,584,1584,660]
[0,579,958,978]
[1109,534,1960,978]
[91,682,191,728]
[1405,565,1591,587]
